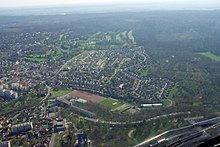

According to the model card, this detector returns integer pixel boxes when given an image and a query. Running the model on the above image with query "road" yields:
[166,99,173,107]
[128,129,136,138]
[49,52,83,80]
[49,133,57,147]
[124,51,148,70]
[134,80,141,91]
[128,129,138,144]
[84,117,142,125]
[135,115,220,147]
[135,125,193,147]
[40,83,52,104]
[159,83,167,98]
[84,112,190,126]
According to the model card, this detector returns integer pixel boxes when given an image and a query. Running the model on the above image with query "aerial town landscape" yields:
[0,28,177,146]
[1,1,220,146]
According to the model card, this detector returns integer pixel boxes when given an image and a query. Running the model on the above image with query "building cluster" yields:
[54,118,65,133]
[0,141,11,147]
[0,106,54,146]
[10,83,28,91]
[0,98,75,146]
[0,29,176,105]
[0,31,67,84]
[10,122,33,135]
[75,133,91,147]
[0,89,18,100]
[0,29,178,146]
[56,96,95,118]
[53,48,176,104]
[0,77,45,101]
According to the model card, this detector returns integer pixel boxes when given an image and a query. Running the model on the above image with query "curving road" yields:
[135,124,193,147]
[135,114,220,147]
[40,83,52,104]
[84,111,190,126]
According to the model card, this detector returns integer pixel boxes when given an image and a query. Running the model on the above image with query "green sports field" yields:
[100,98,124,110]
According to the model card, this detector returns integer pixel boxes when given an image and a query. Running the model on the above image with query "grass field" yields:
[168,84,178,100]
[25,57,46,62]
[106,35,112,41]
[116,32,122,42]
[117,104,132,113]
[51,89,72,97]
[69,90,105,103]
[100,98,124,110]
[128,30,136,44]
[163,84,178,106]
[141,65,154,77]
[121,31,127,39]
[199,52,220,62]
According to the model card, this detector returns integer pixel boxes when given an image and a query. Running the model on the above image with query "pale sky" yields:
[1,0,220,8]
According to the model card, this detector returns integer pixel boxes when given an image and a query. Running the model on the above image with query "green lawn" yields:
[106,35,112,41]
[119,105,132,113]
[116,33,122,42]
[141,65,154,77]
[100,98,123,110]
[128,30,136,44]
[163,84,178,106]
[25,51,53,62]
[51,89,72,97]
[199,52,220,62]
[168,84,178,100]
[121,31,127,39]
[25,57,46,62]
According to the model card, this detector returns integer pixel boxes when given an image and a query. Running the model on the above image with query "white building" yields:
[0,89,18,99]
[0,141,11,147]
[0,89,6,97]
[140,103,163,108]
[11,83,28,91]
[11,91,18,99]
[11,83,20,90]
[10,122,33,134]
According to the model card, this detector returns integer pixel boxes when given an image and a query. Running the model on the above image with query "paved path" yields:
[128,129,136,138]
[40,83,52,104]
[49,133,57,147]
[85,112,190,126]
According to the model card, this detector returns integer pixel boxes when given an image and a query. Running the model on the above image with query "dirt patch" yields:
[69,90,105,103]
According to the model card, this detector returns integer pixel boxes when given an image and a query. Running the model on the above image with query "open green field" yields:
[25,31,137,63]
[199,52,220,62]
[141,65,154,77]
[106,35,112,41]
[51,89,72,97]
[117,104,132,113]
[168,84,178,100]
[100,98,124,110]
[128,30,136,44]
[163,84,178,106]
[25,57,46,62]
[116,33,122,42]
